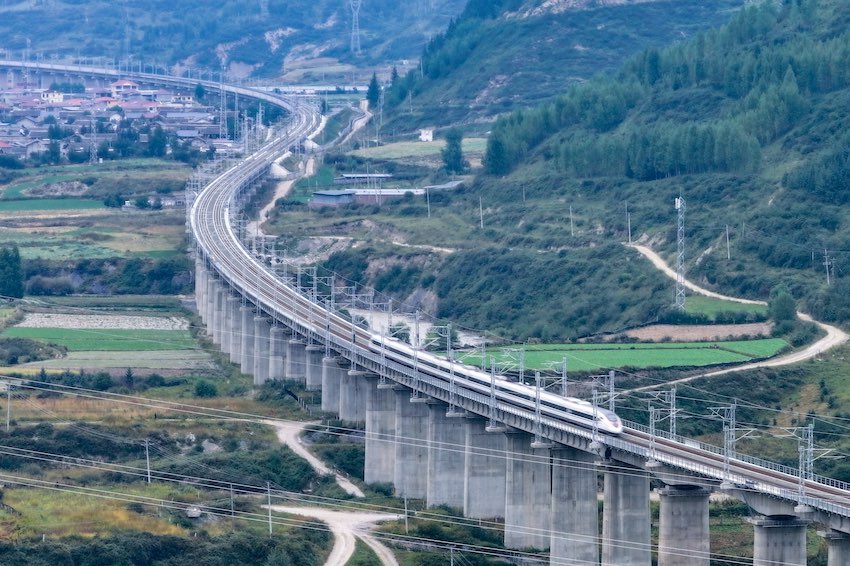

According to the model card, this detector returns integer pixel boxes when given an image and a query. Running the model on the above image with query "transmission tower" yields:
[349,0,363,55]
[674,195,686,310]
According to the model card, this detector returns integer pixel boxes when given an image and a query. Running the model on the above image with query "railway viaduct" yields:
[4,60,850,565]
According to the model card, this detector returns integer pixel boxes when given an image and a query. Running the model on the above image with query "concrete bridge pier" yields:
[504,430,551,551]
[749,516,808,566]
[550,446,599,564]
[393,387,429,499]
[223,296,240,356]
[195,262,207,321]
[657,486,711,566]
[820,530,850,566]
[462,417,506,519]
[364,374,396,486]
[601,461,651,565]
[285,338,307,382]
[252,316,271,385]
[228,298,243,364]
[213,286,227,347]
[339,369,367,423]
[268,326,289,381]
[320,356,345,414]
[305,345,324,391]
[206,277,221,342]
[426,401,466,510]
[239,306,255,375]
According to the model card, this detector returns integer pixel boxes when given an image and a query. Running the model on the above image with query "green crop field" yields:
[351,138,487,160]
[3,327,197,351]
[0,199,104,212]
[684,296,768,318]
[455,338,789,372]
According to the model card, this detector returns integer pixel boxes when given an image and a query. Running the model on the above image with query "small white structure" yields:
[419,128,434,142]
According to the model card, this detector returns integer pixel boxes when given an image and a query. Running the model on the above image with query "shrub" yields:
[194,380,218,398]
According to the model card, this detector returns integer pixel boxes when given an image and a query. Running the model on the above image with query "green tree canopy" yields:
[441,128,468,174]
[768,286,797,322]
[0,246,24,299]
[366,73,380,111]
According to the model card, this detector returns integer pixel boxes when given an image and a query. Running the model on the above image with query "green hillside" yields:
[0,0,465,80]
[382,0,745,128]
[477,0,850,327]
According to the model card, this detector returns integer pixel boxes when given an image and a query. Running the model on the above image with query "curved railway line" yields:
[189,97,850,528]
[1,60,849,529]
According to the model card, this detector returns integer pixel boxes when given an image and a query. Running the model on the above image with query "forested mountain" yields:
[0,0,465,80]
[382,0,745,129]
[476,0,850,325]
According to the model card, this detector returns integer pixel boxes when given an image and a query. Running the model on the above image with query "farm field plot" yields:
[0,198,104,212]
[0,211,185,260]
[3,327,197,351]
[351,138,487,159]
[684,295,768,319]
[17,350,216,371]
[458,338,789,371]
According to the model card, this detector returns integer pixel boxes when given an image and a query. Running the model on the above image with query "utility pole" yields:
[5,384,10,432]
[674,195,686,310]
[569,205,574,237]
[267,481,273,536]
[626,202,631,244]
[145,439,151,484]
[824,249,832,286]
[726,224,731,260]
[479,196,484,229]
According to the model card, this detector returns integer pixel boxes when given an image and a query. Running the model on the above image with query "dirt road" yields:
[264,419,365,498]
[267,505,401,566]
[628,244,849,390]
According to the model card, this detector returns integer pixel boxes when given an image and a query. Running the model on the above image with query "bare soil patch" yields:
[17,313,189,331]
[624,322,772,342]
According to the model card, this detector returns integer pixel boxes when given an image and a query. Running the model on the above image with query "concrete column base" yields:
[504,430,551,550]
[213,286,226,347]
[252,316,271,385]
[426,401,466,510]
[321,357,344,414]
[820,529,850,566]
[285,339,307,382]
[228,299,243,365]
[463,417,506,519]
[394,387,429,499]
[749,516,808,566]
[268,326,289,381]
[305,345,324,391]
[658,486,711,566]
[602,461,650,565]
[339,369,367,423]
[551,447,598,564]
[364,375,395,486]
[239,306,255,375]
[223,296,240,356]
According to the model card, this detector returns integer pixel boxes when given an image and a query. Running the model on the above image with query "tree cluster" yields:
[0,246,23,299]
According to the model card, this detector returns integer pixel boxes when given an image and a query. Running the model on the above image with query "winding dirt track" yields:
[267,505,402,566]
[628,244,849,390]
[264,419,365,498]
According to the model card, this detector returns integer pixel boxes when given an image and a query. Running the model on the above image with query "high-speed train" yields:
[369,334,623,435]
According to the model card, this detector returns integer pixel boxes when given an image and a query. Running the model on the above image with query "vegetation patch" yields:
[459,338,788,372]
[2,328,197,352]
[0,199,104,212]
